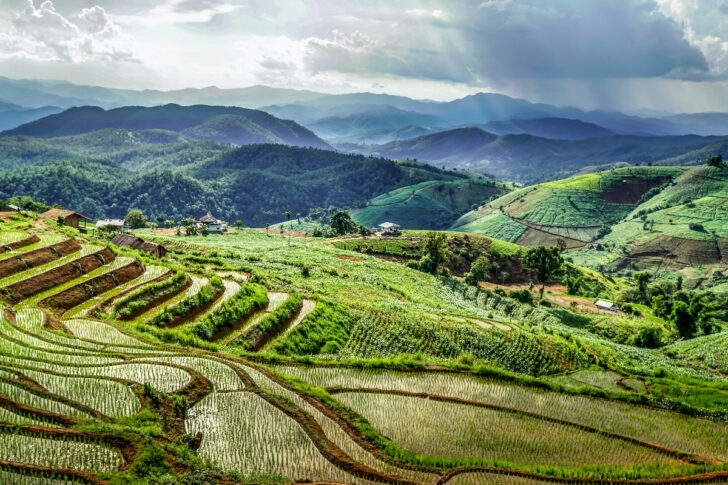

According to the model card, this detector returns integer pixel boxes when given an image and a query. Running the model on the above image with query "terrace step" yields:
[40,260,146,318]
[1,248,115,303]
[0,233,40,255]
[0,239,81,280]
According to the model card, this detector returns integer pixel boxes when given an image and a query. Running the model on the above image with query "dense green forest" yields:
[0,143,465,225]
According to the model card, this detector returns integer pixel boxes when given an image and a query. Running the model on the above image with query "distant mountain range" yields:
[349,127,727,183]
[0,101,63,132]
[1,104,330,150]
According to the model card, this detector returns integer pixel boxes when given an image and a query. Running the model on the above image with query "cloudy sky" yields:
[0,0,727,111]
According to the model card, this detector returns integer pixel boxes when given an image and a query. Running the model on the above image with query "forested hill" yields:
[1,104,331,150]
[0,144,467,226]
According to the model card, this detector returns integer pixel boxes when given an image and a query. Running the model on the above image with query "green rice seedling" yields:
[186,391,385,484]
[12,308,104,351]
[337,391,680,467]
[0,431,122,472]
[0,231,27,245]
[0,468,88,484]
[237,363,438,484]
[0,404,48,426]
[19,368,140,417]
[141,356,244,391]
[0,332,123,366]
[0,379,90,418]
[110,269,185,319]
[63,319,154,348]
[274,366,728,462]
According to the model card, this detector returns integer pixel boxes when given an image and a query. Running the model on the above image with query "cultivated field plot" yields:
[0,432,122,472]
[337,392,680,467]
[186,391,377,484]
[272,365,728,462]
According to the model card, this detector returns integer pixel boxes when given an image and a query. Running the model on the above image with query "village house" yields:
[378,222,401,236]
[39,209,92,231]
[111,234,167,258]
[595,300,619,312]
[195,212,226,233]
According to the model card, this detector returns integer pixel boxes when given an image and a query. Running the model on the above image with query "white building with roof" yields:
[378,222,401,235]
[595,300,618,312]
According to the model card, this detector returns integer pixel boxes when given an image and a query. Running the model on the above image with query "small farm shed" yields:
[7,204,19,212]
[595,300,618,312]
[40,209,91,230]
[195,212,226,233]
[378,222,401,235]
[111,234,167,258]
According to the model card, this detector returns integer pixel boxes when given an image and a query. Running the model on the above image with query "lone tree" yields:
[124,209,148,229]
[330,211,357,235]
[419,232,451,275]
[464,255,492,286]
[671,301,696,338]
[523,245,563,299]
[234,220,243,228]
[285,211,292,244]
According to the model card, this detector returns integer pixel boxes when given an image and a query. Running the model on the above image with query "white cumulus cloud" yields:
[0,0,137,63]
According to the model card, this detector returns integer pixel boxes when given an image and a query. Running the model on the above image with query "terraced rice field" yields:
[221,291,289,346]
[131,274,208,325]
[1,223,727,484]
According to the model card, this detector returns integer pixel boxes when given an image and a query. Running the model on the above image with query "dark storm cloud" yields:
[303,0,709,83]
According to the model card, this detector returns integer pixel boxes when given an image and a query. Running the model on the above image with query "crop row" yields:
[63,319,154,348]
[0,468,87,485]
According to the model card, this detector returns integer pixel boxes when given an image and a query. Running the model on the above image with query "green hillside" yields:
[568,163,728,289]
[0,144,465,225]
[351,178,509,229]
[451,166,683,247]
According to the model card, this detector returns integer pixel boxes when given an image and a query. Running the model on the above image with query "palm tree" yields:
[285,211,292,245]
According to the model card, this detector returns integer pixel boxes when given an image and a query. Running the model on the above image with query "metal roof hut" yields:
[595,300,618,312]
[378,222,401,235]
[111,234,167,258]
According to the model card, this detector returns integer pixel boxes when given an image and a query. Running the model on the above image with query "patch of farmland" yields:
[17,255,136,308]
[0,380,90,418]
[664,331,728,374]
[186,392,381,484]
[12,308,104,351]
[0,244,98,287]
[0,432,122,472]
[259,297,316,351]
[0,332,123,366]
[64,264,168,319]
[238,363,439,484]
[272,366,728,461]
[133,275,207,325]
[0,355,190,394]
[63,319,154,348]
[338,392,680,467]
[450,211,527,242]
[1,311,99,354]
[142,356,244,391]
[0,469,87,485]
[19,368,140,417]
[0,234,66,262]
[0,403,47,426]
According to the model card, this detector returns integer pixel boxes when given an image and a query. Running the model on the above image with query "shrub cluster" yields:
[273,301,351,355]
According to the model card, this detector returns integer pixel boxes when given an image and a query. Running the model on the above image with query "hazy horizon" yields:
[1,0,727,112]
